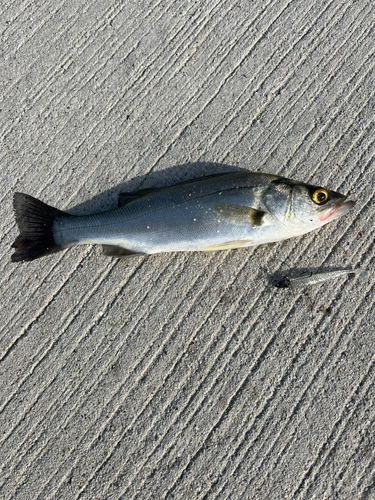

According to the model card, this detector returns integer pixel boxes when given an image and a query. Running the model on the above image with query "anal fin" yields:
[102,245,146,258]
[203,240,252,251]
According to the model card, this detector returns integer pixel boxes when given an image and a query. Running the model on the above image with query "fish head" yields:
[261,178,355,235]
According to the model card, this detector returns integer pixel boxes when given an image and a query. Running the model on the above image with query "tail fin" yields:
[11,193,71,262]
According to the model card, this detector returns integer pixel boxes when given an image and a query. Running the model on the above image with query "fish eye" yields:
[312,188,329,205]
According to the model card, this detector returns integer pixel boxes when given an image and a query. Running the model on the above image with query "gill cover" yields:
[261,181,293,221]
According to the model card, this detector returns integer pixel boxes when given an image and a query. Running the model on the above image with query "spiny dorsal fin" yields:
[212,203,265,226]
[117,174,237,207]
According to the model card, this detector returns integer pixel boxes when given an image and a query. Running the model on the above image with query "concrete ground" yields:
[1,1,374,498]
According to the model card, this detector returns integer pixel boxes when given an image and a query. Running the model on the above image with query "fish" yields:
[275,269,361,289]
[11,171,355,262]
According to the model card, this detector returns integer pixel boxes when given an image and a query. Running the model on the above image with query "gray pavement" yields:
[1,1,374,499]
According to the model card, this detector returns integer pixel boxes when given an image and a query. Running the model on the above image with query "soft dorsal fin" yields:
[102,245,146,258]
[118,188,160,207]
[212,203,265,226]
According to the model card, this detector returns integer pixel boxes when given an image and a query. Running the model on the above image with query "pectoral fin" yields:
[212,203,265,226]
[102,245,146,258]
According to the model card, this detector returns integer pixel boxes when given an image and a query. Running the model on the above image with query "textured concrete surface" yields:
[1,1,374,499]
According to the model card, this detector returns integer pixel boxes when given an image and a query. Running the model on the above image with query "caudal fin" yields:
[11,193,71,262]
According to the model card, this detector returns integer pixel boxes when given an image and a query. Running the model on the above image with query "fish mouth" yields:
[318,197,355,222]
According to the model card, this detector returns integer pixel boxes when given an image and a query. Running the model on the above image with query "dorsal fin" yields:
[117,174,236,207]
[118,188,158,207]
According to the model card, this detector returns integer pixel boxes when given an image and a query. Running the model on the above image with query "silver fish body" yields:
[54,173,291,254]
[11,172,355,262]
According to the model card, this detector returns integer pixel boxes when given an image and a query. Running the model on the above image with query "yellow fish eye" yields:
[312,188,329,205]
